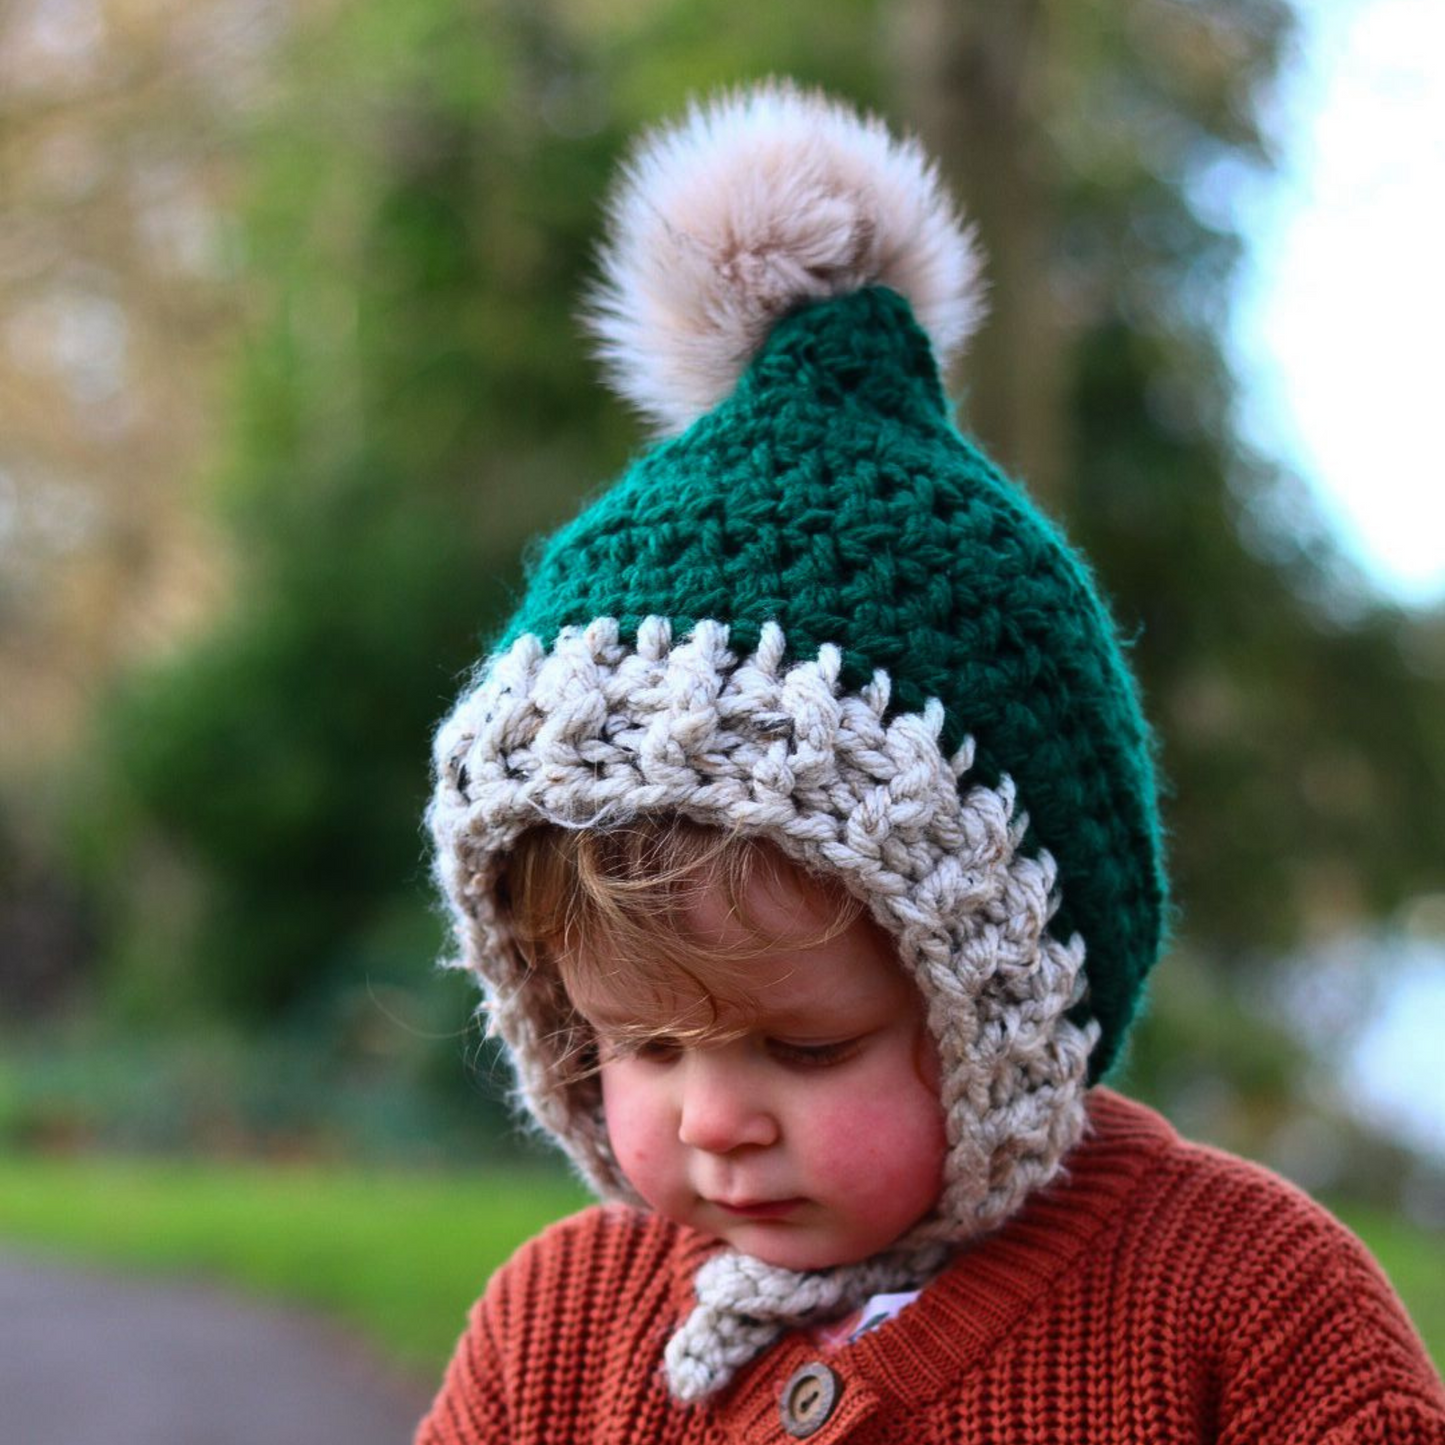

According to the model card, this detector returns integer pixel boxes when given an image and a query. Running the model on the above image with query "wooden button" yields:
[779,1361,840,1438]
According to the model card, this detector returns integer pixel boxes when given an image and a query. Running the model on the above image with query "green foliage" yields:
[77,0,896,1035]
[96,470,508,1020]
[83,2,610,1026]
[0,972,502,1162]
[1115,947,1311,1113]
[1068,319,1445,964]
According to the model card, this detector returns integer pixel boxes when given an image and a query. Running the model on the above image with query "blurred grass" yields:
[0,1156,1439,1377]
[0,1154,587,1374]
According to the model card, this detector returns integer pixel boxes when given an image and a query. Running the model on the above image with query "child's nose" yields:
[676,1055,779,1153]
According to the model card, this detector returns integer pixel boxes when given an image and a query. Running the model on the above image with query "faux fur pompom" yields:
[586,81,986,437]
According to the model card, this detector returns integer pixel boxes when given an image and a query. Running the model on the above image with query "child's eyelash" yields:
[591,1035,671,1064]
[605,1036,863,1068]
[766,1038,862,1068]
[633,1037,683,1062]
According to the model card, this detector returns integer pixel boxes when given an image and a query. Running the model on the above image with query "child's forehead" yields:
[564,903,918,1036]
[684,855,839,945]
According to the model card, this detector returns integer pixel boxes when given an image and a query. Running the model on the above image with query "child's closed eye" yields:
[765,1037,864,1069]
[601,1035,864,1069]
[592,1034,685,1066]
[631,1036,684,1064]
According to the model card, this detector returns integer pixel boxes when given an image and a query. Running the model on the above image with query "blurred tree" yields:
[0,0,293,1034]
[0,0,271,775]
[77,0,886,1027]
[0,802,92,1020]
[42,0,1445,1172]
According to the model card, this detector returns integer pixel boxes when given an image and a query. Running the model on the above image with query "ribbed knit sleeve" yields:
[412,1205,715,1445]
[414,1269,511,1443]
[1189,1151,1444,1444]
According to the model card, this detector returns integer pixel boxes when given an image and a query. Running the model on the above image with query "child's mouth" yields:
[711,1198,805,1219]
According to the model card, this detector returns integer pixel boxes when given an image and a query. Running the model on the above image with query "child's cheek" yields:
[804,1081,947,1202]
[599,1065,673,1197]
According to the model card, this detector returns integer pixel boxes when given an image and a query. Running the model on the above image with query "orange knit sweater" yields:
[415,1091,1445,1443]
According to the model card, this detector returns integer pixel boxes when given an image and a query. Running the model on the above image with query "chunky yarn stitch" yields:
[497,287,1165,1079]
[432,617,1097,1222]
[432,616,1097,1399]
[415,1093,1445,1443]
[427,83,1166,1404]
[663,1242,953,1401]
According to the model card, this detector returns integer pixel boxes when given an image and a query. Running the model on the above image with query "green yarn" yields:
[502,286,1166,1079]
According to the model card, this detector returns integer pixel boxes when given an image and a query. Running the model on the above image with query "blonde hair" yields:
[501,818,867,1063]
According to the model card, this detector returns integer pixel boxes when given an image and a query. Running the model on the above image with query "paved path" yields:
[0,1249,435,1444]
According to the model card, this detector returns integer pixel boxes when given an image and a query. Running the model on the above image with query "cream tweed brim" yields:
[430,616,1098,1240]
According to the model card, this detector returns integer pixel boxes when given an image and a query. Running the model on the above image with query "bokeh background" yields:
[2,0,1442,1387]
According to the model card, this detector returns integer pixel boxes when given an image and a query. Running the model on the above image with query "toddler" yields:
[418,83,1445,1442]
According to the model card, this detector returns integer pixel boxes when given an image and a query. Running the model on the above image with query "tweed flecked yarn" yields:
[662,1241,953,1402]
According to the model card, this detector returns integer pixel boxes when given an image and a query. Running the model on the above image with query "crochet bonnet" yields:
[429,81,1168,1400]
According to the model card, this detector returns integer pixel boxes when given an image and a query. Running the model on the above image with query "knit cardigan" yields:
[414,1091,1445,1444]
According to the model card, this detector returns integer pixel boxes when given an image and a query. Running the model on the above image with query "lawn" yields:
[0,1154,1440,1378]
[0,1152,589,1375]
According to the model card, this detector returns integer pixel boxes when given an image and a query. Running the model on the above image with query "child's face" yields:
[568,865,948,1272]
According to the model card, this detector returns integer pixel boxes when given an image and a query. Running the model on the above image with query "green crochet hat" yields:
[430,83,1168,1292]
[499,285,1165,1074]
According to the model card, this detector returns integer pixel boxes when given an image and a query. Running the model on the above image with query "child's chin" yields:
[717,1225,875,1273]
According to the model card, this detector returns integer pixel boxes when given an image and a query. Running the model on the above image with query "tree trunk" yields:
[886,0,1071,508]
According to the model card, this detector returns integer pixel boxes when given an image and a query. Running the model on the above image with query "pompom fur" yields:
[587,80,986,437]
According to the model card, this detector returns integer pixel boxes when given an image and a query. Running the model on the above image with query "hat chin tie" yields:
[664,1239,954,1403]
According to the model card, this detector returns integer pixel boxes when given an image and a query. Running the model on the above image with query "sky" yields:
[1351,951,1445,1161]
[1236,0,1445,1165]
[1235,0,1445,609]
